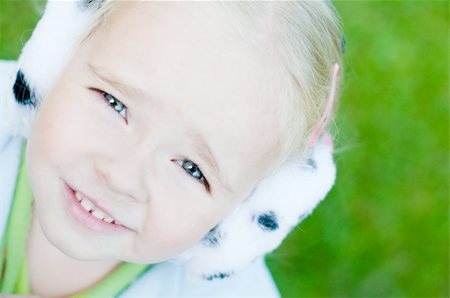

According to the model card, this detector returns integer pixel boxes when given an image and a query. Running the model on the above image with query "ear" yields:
[309,63,340,147]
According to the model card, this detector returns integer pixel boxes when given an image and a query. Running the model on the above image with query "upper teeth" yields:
[75,191,118,224]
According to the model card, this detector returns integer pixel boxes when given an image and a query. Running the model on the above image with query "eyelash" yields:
[100,91,128,122]
[93,89,210,191]
[175,160,210,191]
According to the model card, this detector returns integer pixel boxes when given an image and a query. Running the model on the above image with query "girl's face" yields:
[27,2,280,263]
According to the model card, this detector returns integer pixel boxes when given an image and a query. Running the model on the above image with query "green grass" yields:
[1,1,448,297]
[0,1,44,60]
[267,2,449,297]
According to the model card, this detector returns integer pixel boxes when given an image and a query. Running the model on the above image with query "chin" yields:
[123,245,192,265]
[40,222,114,262]
[58,239,118,261]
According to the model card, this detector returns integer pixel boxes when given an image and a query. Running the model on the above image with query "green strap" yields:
[0,142,152,296]
[0,141,33,293]
[13,256,30,294]
[71,263,151,298]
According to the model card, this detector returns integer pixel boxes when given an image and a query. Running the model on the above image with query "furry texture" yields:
[4,0,337,280]
[11,0,96,138]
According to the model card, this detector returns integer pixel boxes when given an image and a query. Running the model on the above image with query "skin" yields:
[25,2,282,296]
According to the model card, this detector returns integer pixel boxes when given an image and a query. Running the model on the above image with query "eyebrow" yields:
[88,62,149,101]
[87,62,233,195]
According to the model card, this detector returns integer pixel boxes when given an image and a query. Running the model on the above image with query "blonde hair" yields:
[86,1,343,175]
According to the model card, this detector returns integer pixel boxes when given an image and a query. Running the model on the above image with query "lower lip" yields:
[63,181,133,234]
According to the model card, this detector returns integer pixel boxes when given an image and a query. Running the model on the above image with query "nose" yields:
[94,152,148,203]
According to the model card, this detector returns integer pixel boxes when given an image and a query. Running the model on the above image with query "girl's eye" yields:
[176,159,210,191]
[101,91,128,121]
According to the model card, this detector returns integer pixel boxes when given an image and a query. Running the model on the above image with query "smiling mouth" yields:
[64,181,134,233]
[74,191,121,225]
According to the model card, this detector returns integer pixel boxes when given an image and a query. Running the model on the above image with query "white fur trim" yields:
[12,1,95,137]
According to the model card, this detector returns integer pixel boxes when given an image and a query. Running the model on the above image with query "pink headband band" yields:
[309,63,340,147]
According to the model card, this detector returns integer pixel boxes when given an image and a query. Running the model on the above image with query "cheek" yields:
[27,96,75,173]
[129,170,226,262]
[134,195,243,264]
[26,92,86,216]
[134,206,212,263]
[28,86,124,167]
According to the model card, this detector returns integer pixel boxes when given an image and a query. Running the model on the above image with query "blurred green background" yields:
[0,1,448,297]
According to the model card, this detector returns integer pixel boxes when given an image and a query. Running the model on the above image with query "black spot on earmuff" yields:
[202,225,223,248]
[78,0,104,10]
[256,211,279,232]
[13,70,36,107]
[306,158,317,170]
[203,271,232,281]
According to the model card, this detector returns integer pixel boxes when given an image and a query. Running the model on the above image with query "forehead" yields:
[82,2,281,192]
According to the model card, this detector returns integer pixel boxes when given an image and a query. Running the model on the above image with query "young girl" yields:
[0,1,343,297]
